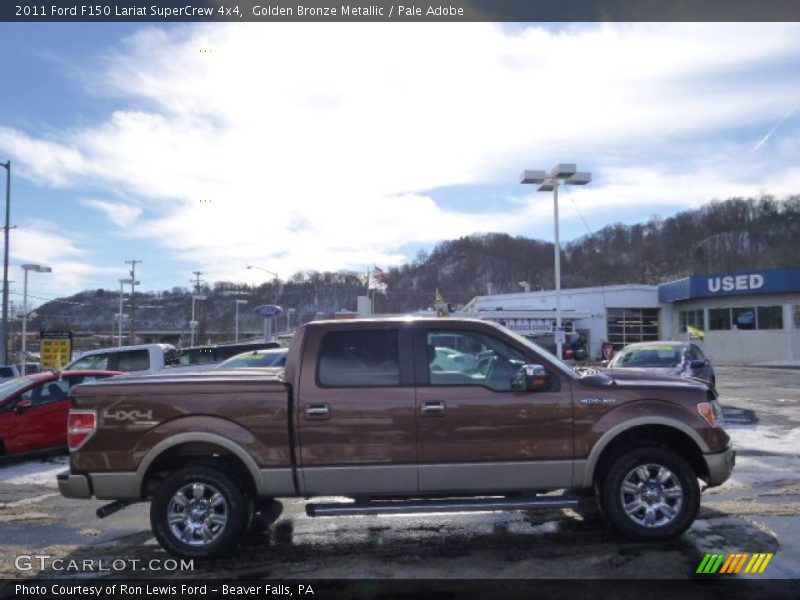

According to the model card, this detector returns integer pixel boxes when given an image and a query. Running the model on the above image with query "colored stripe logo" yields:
[696,553,773,574]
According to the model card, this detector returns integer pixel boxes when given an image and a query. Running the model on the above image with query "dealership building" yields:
[462,266,800,365]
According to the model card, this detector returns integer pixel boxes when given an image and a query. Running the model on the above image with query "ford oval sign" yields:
[253,304,283,318]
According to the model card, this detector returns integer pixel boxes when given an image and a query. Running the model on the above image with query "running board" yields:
[306,495,580,517]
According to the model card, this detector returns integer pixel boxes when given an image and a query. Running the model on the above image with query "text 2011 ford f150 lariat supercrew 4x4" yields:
[58,318,735,558]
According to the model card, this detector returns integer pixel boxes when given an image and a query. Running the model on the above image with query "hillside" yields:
[30,195,800,344]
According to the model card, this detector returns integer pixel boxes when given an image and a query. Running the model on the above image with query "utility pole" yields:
[1,161,11,364]
[190,271,204,347]
[125,260,141,344]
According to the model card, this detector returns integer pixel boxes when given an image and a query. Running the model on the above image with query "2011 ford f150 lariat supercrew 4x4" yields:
[58,318,734,558]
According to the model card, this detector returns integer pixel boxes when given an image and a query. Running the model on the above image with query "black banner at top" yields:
[3,0,800,22]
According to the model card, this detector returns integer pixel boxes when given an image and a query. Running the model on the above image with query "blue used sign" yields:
[253,304,283,318]
[659,267,800,302]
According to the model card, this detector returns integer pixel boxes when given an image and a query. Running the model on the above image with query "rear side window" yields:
[116,350,150,371]
[318,330,399,387]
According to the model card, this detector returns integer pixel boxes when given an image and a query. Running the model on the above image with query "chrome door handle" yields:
[421,402,445,415]
[305,404,330,418]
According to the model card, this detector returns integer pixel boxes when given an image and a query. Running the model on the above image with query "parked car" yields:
[64,344,181,375]
[178,341,281,370]
[0,370,123,457]
[605,341,716,386]
[214,348,288,369]
[0,364,20,383]
[59,317,733,559]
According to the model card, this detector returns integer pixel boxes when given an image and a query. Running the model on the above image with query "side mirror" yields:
[600,360,609,367]
[13,398,33,415]
[689,359,706,369]
[511,364,550,392]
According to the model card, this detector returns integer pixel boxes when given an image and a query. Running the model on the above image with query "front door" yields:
[415,327,574,493]
[295,326,417,495]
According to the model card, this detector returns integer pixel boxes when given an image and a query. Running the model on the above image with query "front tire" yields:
[150,465,251,558]
[599,447,699,541]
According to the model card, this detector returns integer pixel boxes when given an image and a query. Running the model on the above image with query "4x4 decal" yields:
[103,409,154,422]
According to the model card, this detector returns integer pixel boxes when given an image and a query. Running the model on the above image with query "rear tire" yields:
[150,465,251,559]
[599,446,699,541]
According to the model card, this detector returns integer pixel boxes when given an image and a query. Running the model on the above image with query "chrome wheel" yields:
[167,482,228,546]
[619,463,683,528]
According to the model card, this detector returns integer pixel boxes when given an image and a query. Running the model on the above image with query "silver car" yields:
[605,341,716,387]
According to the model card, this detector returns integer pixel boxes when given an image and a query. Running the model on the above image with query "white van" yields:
[63,343,181,375]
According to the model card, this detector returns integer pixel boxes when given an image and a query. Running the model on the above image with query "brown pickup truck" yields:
[58,317,734,558]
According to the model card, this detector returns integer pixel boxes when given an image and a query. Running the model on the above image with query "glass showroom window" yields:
[709,308,731,330]
[732,307,756,330]
[757,306,784,330]
[680,309,705,331]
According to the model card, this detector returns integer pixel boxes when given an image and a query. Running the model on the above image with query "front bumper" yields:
[57,470,92,498]
[703,444,736,487]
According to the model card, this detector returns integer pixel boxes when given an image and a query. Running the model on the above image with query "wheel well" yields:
[0,439,4,456]
[592,425,708,486]
[141,442,257,499]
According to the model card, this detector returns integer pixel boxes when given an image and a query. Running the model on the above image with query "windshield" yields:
[0,376,36,403]
[498,326,580,379]
[216,351,286,369]
[611,345,683,368]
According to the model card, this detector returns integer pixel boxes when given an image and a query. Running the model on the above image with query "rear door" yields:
[414,326,574,493]
[295,326,417,495]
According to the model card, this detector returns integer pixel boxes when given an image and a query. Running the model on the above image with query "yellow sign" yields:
[41,338,72,370]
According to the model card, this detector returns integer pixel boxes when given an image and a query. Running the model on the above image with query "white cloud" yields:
[8,221,119,303]
[2,23,800,283]
[80,198,143,227]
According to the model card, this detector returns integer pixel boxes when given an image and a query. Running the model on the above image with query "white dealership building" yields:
[463,267,800,365]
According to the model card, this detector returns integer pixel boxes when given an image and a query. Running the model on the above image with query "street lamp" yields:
[246,265,278,279]
[234,299,247,342]
[21,263,52,375]
[1,161,11,364]
[117,278,137,347]
[521,164,591,359]
[190,294,206,347]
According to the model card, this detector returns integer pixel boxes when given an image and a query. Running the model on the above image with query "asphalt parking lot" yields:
[0,366,798,581]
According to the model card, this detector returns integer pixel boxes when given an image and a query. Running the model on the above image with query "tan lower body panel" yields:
[418,460,575,493]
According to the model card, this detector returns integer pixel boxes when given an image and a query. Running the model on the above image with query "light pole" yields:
[521,164,591,359]
[234,299,247,342]
[190,294,206,347]
[246,265,278,279]
[247,265,280,337]
[117,278,137,347]
[1,161,11,364]
[21,263,52,375]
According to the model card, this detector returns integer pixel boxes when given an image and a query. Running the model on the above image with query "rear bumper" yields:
[703,444,735,487]
[57,470,92,499]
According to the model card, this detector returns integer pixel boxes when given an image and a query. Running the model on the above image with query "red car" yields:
[0,370,123,457]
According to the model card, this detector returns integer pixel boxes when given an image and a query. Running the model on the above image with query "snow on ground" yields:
[0,456,68,488]
[727,424,800,454]
[723,424,800,488]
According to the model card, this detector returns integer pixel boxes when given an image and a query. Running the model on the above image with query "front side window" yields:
[69,354,109,371]
[426,330,525,392]
[318,330,399,387]
[21,380,69,405]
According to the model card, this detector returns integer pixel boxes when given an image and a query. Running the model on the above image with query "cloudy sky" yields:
[1,22,799,305]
